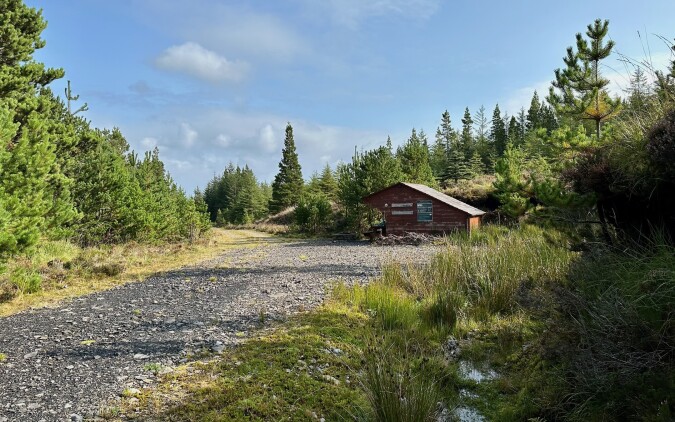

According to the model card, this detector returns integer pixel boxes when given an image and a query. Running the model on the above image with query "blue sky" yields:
[27,0,675,192]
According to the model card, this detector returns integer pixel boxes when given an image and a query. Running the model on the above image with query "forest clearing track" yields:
[0,233,439,421]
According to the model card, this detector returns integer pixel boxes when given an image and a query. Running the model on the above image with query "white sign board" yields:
[391,203,413,208]
[391,210,414,215]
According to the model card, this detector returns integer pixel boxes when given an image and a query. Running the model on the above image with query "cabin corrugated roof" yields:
[364,182,486,216]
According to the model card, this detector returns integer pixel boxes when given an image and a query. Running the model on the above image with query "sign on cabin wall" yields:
[391,210,414,215]
[390,203,413,208]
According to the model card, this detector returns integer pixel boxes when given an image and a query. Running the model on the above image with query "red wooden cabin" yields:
[362,182,485,235]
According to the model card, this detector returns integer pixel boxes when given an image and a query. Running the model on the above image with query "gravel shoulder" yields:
[0,236,439,422]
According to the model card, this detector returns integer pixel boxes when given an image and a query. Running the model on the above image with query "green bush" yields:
[10,268,42,294]
[295,193,333,234]
[551,239,675,420]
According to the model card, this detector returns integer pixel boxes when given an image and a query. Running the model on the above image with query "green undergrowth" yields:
[116,304,372,421]
[113,224,673,421]
[0,229,269,316]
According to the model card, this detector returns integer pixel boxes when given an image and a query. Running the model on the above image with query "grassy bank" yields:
[110,225,571,420]
[105,225,674,421]
[0,229,271,317]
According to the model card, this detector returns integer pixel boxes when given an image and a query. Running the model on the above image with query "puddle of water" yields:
[457,360,497,383]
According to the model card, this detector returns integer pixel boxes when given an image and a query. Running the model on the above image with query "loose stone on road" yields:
[0,234,438,421]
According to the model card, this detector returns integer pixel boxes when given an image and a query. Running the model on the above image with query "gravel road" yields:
[0,235,439,422]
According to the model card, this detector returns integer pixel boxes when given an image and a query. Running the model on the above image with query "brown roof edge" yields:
[362,182,485,217]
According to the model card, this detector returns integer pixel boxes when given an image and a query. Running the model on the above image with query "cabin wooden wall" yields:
[363,185,473,235]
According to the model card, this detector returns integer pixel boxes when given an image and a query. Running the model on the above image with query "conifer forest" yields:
[1,1,674,421]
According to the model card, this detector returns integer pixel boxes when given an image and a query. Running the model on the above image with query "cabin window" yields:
[417,200,432,222]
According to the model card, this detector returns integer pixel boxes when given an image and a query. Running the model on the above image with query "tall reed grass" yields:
[361,341,441,422]
[372,225,575,322]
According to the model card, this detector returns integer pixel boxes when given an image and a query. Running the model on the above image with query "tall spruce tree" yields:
[526,91,542,132]
[444,148,470,183]
[430,129,449,178]
[460,107,474,157]
[270,123,304,212]
[318,164,338,200]
[516,108,527,146]
[548,19,620,138]
[473,105,493,170]
[490,104,508,157]
[507,116,522,147]
[468,151,484,177]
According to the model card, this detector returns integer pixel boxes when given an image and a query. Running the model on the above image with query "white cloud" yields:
[140,137,158,149]
[214,134,232,148]
[138,2,308,63]
[156,42,249,83]
[179,122,198,147]
[165,159,193,170]
[125,109,386,190]
[259,124,277,153]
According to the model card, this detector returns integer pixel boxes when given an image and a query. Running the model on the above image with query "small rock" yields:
[23,351,38,360]
[443,337,461,361]
[211,344,225,353]
[133,353,150,360]
[27,403,40,410]
[69,414,83,422]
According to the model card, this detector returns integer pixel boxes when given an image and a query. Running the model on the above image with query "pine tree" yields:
[337,144,403,231]
[318,164,338,201]
[444,148,470,183]
[439,110,457,148]
[473,105,493,170]
[468,151,484,177]
[0,0,64,116]
[71,130,144,244]
[398,128,437,186]
[548,19,621,138]
[516,108,527,146]
[539,105,559,134]
[430,129,448,178]
[306,171,322,196]
[627,67,651,110]
[270,123,304,213]
[490,104,508,157]
[460,107,474,157]
[507,115,523,147]
[0,106,74,255]
[526,91,542,132]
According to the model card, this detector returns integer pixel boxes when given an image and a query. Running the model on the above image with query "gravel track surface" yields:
[0,236,439,422]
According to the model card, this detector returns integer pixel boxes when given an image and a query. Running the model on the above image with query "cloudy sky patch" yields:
[29,0,675,192]
[156,42,249,83]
